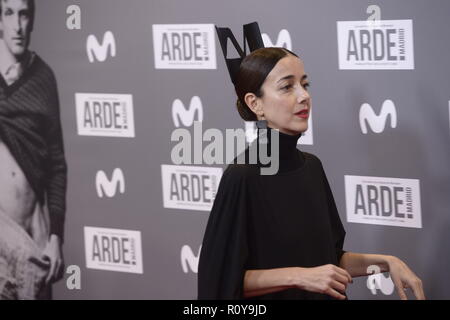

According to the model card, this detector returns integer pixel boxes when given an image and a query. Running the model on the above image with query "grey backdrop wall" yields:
[20,0,450,299]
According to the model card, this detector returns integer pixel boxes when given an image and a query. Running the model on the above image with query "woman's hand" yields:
[295,264,353,300]
[387,256,425,300]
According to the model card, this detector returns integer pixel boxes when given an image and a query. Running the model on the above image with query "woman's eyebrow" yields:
[277,74,308,83]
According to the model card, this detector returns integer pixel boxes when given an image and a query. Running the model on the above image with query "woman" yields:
[198,46,425,300]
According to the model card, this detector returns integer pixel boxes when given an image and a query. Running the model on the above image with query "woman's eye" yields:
[282,84,293,90]
[302,82,310,90]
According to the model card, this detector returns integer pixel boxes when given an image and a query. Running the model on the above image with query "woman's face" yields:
[250,54,311,135]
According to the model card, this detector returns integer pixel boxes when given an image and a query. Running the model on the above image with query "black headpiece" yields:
[215,22,265,85]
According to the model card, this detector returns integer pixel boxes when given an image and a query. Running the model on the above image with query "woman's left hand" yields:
[387,256,425,300]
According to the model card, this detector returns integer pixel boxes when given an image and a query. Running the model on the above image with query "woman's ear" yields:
[244,93,264,119]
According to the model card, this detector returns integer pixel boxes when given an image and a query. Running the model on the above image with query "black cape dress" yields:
[198,127,346,299]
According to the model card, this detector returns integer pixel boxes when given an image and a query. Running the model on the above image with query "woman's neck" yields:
[257,126,305,174]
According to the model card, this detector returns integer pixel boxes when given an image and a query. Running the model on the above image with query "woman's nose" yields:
[296,87,310,104]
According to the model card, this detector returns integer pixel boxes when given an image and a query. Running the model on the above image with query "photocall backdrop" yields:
[5,0,449,299]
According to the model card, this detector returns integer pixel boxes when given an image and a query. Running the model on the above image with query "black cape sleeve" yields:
[319,161,347,264]
[197,165,249,299]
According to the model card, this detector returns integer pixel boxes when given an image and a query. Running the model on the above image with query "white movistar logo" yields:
[359,99,397,134]
[86,31,116,63]
[95,168,125,198]
[172,96,204,127]
[180,245,201,274]
[366,265,395,295]
[262,29,292,50]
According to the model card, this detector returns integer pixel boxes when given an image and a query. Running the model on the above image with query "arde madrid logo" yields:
[345,175,422,228]
[161,165,222,211]
[75,93,135,138]
[84,226,143,274]
[337,19,414,70]
[152,24,216,69]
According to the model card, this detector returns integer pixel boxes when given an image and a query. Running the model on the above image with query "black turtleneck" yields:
[199,125,347,300]
[260,126,305,174]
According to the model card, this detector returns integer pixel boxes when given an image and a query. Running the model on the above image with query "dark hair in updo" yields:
[234,47,298,121]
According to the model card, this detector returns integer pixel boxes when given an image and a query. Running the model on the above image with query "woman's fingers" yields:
[410,278,426,300]
[301,265,353,299]
[393,278,408,300]
[390,259,425,300]
[333,272,350,288]
[330,280,346,294]
[332,265,353,284]
[324,286,346,300]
